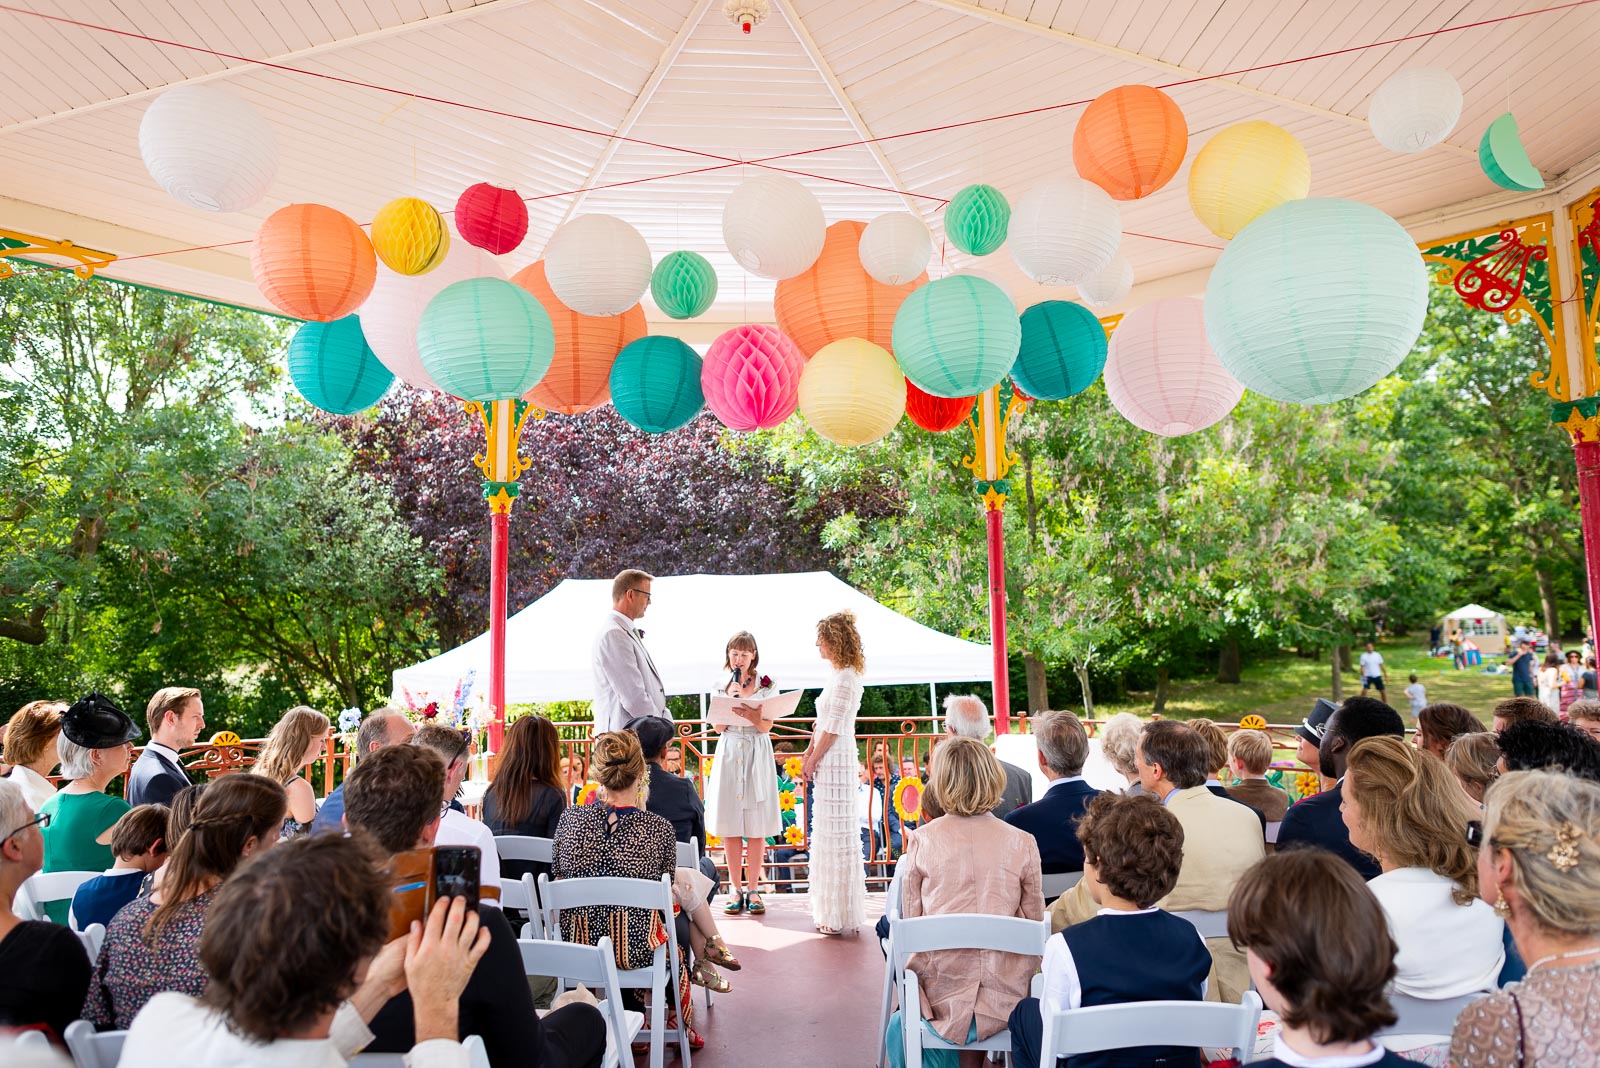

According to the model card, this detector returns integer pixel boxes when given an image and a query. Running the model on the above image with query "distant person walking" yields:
[1537,651,1563,714]
[1403,674,1426,719]
[1358,642,1387,697]
[1507,639,1536,696]
[1449,629,1466,670]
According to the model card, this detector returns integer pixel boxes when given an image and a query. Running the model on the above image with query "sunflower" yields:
[784,825,805,846]
[893,777,924,822]
[783,756,805,779]
[577,782,600,806]
[778,790,796,812]
[1293,771,1322,800]
[705,833,722,849]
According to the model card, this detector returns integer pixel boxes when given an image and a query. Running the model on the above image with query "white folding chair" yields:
[894,914,1049,1068]
[1170,908,1231,939]
[518,934,644,1068]
[1037,991,1264,1065]
[875,865,908,1068]
[499,873,543,939]
[76,923,107,964]
[1264,821,1282,845]
[494,835,555,918]
[1040,871,1083,901]
[1375,991,1488,1040]
[675,837,700,871]
[12,1030,52,1052]
[64,1020,124,1068]
[349,1034,489,1067]
[15,871,100,923]
[539,873,692,1068]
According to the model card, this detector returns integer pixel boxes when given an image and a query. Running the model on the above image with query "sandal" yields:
[816,924,842,936]
[745,891,766,915]
[722,891,746,915]
[703,935,741,970]
[689,960,733,993]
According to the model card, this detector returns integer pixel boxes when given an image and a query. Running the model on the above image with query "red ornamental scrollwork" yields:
[1453,227,1547,314]
[1580,198,1600,255]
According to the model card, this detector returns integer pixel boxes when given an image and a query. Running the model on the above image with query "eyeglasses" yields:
[3,811,49,841]
[1465,819,1485,849]
[630,588,652,601]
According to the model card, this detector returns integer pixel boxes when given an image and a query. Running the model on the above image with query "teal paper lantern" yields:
[416,278,554,401]
[287,315,393,414]
[945,184,1010,257]
[1205,198,1427,405]
[651,251,718,319]
[610,336,704,433]
[1014,300,1107,400]
[892,275,1021,399]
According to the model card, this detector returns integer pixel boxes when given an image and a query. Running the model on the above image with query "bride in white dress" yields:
[801,610,867,935]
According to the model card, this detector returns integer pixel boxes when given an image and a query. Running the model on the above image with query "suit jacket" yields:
[1207,782,1267,834]
[126,746,190,808]
[1002,778,1100,874]
[590,611,667,734]
[1049,785,1265,1004]
[992,759,1034,818]
[1225,778,1290,823]
[1275,780,1381,880]
[645,765,707,852]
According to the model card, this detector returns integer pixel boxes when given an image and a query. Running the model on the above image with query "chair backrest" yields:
[1264,820,1282,845]
[885,865,906,922]
[350,1036,488,1068]
[1170,909,1230,939]
[891,914,1049,971]
[1038,991,1264,1064]
[675,837,699,869]
[1040,871,1083,899]
[494,835,554,864]
[77,923,107,964]
[1375,991,1489,1038]
[15,870,100,922]
[538,873,675,965]
[64,1020,125,1068]
[499,873,537,912]
[13,1030,52,1052]
[517,935,634,1058]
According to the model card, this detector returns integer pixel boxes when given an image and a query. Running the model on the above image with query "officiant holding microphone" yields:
[706,630,782,915]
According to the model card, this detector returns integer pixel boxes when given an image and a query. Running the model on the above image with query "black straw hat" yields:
[60,693,141,749]
[1294,698,1339,746]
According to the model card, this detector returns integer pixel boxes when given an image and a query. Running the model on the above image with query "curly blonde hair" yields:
[817,610,865,673]
[1485,769,1600,936]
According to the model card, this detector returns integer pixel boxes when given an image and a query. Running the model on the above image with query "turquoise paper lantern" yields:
[945,184,1010,257]
[416,278,554,402]
[287,315,393,414]
[610,336,704,433]
[651,251,718,319]
[1205,198,1427,405]
[892,275,1021,399]
[1013,300,1107,400]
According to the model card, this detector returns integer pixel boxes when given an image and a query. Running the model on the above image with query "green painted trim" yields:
[1553,397,1600,424]
[0,255,296,321]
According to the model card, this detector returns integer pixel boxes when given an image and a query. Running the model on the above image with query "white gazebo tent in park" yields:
[1442,603,1509,655]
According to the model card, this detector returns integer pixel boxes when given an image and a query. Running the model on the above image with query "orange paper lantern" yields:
[511,260,646,414]
[774,221,927,358]
[250,203,377,321]
[1073,86,1188,201]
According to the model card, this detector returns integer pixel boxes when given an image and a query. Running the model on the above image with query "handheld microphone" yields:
[729,667,742,691]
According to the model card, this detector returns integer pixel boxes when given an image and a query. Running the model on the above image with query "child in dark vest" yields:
[1228,850,1424,1067]
[1008,792,1212,1068]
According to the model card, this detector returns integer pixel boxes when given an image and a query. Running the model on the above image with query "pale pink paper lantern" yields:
[1104,297,1243,437]
[700,324,806,431]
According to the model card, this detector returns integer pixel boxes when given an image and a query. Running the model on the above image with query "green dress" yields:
[38,789,130,924]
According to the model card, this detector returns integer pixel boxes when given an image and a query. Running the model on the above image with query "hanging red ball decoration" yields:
[454,183,529,255]
[904,380,974,433]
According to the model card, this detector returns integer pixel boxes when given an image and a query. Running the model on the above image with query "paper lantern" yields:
[1205,198,1427,405]
[892,275,1021,399]
[610,336,704,433]
[944,184,1010,257]
[251,204,377,322]
[139,85,277,212]
[511,260,646,415]
[1368,68,1462,153]
[454,183,529,255]
[1009,178,1121,286]
[1105,297,1242,437]
[859,212,932,286]
[949,268,1018,311]
[651,251,719,320]
[1479,113,1545,192]
[1013,301,1107,401]
[370,197,450,276]
[287,316,393,415]
[722,174,827,280]
[904,381,975,433]
[1077,254,1133,308]
[799,338,906,446]
[544,214,653,316]
[1073,85,1188,201]
[416,278,554,402]
[701,325,806,431]
[1188,121,1311,240]
[775,221,927,358]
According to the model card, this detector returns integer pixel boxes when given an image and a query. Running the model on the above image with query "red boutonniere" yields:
[422,702,439,720]
[759,675,773,689]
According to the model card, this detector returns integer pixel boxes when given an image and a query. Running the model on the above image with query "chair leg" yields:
[877,951,895,1068]
[649,978,666,1068]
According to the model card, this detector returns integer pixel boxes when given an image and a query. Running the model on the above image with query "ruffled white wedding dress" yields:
[809,666,866,933]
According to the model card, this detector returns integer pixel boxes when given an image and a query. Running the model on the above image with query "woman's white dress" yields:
[810,666,866,933]
[705,680,782,839]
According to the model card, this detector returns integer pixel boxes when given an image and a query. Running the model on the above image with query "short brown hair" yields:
[1493,696,1558,729]
[817,610,866,673]
[2,701,65,767]
[1189,719,1229,776]
[1566,699,1600,725]
[110,804,170,859]
[201,833,388,1043]
[1417,702,1485,751]
[1228,729,1274,776]
[1077,793,1183,908]
[145,687,201,736]
[927,736,1005,817]
[344,745,445,853]
[612,568,654,604]
[412,724,470,773]
[1138,721,1209,789]
[352,707,411,765]
[1228,850,1398,1043]
[1034,711,1088,777]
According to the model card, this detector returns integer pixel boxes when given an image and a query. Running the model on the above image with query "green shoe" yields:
[723,892,746,915]
[746,891,766,915]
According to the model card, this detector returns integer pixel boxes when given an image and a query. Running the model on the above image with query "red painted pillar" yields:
[987,503,1010,734]
[488,509,509,753]
[1574,439,1600,638]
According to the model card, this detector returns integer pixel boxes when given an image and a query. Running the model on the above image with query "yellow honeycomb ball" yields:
[371,196,450,276]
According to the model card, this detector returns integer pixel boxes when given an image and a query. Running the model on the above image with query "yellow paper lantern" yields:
[798,337,905,446]
[371,197,450,276]
[1187,121,1311,240]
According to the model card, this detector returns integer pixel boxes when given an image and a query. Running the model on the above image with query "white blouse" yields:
[1369,867,1504,998]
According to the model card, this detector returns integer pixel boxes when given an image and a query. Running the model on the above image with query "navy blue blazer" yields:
[1274,779,1381,880]
[1002,778,1100,874]
[126,747,190,808]
[645,766,707,852]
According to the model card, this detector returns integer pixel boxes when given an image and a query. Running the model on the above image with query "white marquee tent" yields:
[1441,602,1509,655]
[392,571,993,704]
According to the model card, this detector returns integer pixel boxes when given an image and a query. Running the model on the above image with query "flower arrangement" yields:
[337,707,363,733]
[396,672,496,760]
[893,777,924,822]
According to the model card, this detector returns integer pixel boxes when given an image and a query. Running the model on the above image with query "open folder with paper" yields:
[707,689,805,726]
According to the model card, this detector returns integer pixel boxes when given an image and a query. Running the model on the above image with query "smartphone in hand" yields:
[431,845,481,912]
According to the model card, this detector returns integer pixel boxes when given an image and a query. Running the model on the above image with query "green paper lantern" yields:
[892,274,1021,399]
[650,251,718,320]
[610,336,704,433]
[1013,300,1107,400]
[417,277,554,402]
[1479,112,1544,192]
[287,315,394,414]
[945,184,1010,257]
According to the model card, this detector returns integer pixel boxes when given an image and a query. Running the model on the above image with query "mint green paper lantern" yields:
[946,184,1010,257]
[610,336,704,433]
[651,251,718,320]
[1205,198,1427,405]
[1014,300,1107,400]
[287,315,393,414]
[892,274,1021,398]
[417,278,554,401]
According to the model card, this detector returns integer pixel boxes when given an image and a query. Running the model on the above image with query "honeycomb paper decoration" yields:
[370,197,450,276]
[700,324,806,431]
[651,251,719,319]
[945,184,1011,257]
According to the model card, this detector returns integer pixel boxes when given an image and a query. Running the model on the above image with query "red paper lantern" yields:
[904,380,974,433]
[455,183,529,255]
[1073,85,1188,201]
[774,220,926,358]
[511,261,645,415]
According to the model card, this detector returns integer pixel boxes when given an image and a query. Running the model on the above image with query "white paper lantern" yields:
[722,174,826,280]
[858,212,933,286]
[949,269,1018,311]
[1009,178,1122,286]
[139,85,277,212]
[1076,254,1134,308]
[1368,68,1462,153]
[1105,297,1243,437]
[545,214,653,317]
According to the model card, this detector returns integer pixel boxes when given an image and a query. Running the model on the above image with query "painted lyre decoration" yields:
[1452,227,1548,314]
[963,379,1027,512]
[0,228,117,279]
[464,399,540,515]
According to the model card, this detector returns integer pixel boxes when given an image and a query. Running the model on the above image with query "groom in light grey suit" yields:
[590,569,669,734]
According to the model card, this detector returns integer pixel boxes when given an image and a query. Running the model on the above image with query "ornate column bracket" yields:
[463,399,543,513]
[0,228,117,279]
[963,379,1028,511]
[1554,397,1600,443]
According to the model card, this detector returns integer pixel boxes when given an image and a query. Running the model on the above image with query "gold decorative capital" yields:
[0,228,117,279]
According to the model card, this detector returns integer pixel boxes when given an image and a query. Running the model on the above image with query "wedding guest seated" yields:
[1414,703,1486,759]
[1228,850,1422,1067]
[248,705,328,839]
[120,833,490,1067]
[39,695,139,923]
[1445,733,1500,807]
[1224,729,1289,823]
[411,726,501,905]
[1097,712,1145,795]
[1489,696,1558,733]
[1451,770,1600,1067]
[69,805,168,930]
[1567,698,1600,742]
[310,707,414,835]
[1495,718,1600,781]
[0,779,91,1043]
[1003,710,1100,875]
[483,715,568,890]
[1190,720,1267,831]
[889,737,1043,1068]
[1277,696,1404,880]
[3,701,65,812]
[943,695,1031,816]
[1010,792,1210,1068]
[84,774,286,1030]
